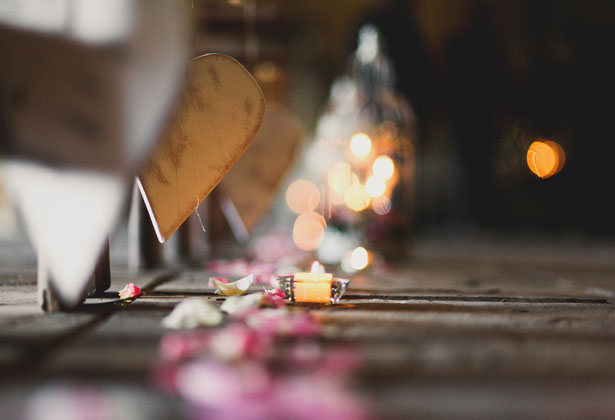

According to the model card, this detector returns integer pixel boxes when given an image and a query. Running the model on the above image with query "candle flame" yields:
[310,260,325,274]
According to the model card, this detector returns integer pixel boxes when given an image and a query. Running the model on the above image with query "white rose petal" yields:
[220,292,264,314]
[213,273,253,296]
[162,298,223,329]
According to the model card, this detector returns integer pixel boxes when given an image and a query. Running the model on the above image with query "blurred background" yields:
[2,0,615,249]
[2,3,615,418]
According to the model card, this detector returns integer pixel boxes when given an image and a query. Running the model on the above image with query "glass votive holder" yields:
[277,276,349,304]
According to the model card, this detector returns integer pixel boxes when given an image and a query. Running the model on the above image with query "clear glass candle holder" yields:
[277,276,349,304]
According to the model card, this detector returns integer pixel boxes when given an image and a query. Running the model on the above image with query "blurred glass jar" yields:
[312,24,416,262]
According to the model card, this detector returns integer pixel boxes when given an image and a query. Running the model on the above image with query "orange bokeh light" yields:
[545,140,566,174]
[292,211,326,251]
[286,179,320,214]
[527,140,565,179]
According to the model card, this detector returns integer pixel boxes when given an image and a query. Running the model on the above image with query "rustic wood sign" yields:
[219,103,302,232]
[0,2,190,309]
[138,54,265,242]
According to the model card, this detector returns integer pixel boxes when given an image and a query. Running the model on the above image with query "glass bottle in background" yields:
[304,24,417,270]
[346,25,417,259]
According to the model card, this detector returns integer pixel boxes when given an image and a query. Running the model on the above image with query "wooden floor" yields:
[2,236,615,419]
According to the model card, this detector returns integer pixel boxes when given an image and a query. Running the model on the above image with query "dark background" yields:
[241,0,615,237]
[352,0,615,236]
[2,0,614,239]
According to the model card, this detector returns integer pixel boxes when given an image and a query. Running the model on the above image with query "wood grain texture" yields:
[3,239,615,419]
[138,54,265,242]
[220,104,302,232]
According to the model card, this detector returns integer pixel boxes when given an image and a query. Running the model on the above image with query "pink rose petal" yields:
[158,332,212,362]
[277,313,320,338]
[206,258,283,287]
[118,283,141,300]
[264,288,285,299]
[151,362,179,395]
[209,324,272,361]
[271,375,368,420]
[261,289,286,308]
[176,360,272,407]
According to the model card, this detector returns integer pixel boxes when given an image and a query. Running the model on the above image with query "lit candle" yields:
[294,261,333,282]
[293,261,332,303]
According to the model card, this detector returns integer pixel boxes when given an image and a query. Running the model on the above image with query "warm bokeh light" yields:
[327,162,352,194]
[372,195,392,215]
[372,155,395,180]
[292,211,326,251]
[527,141,559,179]
[545,140,566,174]
[350,246,369,270]
[365,175,386,198]
[349,132,372,157]
[254,61,281,84]
[286,179,320,214]
[344,183,370,212]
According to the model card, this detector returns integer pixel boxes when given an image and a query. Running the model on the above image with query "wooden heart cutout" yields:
[219,103,303,232]
[138,54,265,242]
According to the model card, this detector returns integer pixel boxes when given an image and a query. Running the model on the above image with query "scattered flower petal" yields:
[244,309,319,338]
[176,360,239,407]
[208,276,229,288]
[176,361,367,420]
[176,360,272,408]
[261,288,286,308]
[282,314,320,338]
[153,262,368,420]
[118,283,141,300]
[264,288,285,299]
[209,324,272,361]
[271,374,368,420]
[162,298,223,329]
[213,274,253,296]
[220,293,264,314]
[159,332,212,362]
[206,258,290,286]
[151,362,179,395]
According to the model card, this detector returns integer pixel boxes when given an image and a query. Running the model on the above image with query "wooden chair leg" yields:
[38,258,62,312]
[88,238,110,297]
[39,238,111,311]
